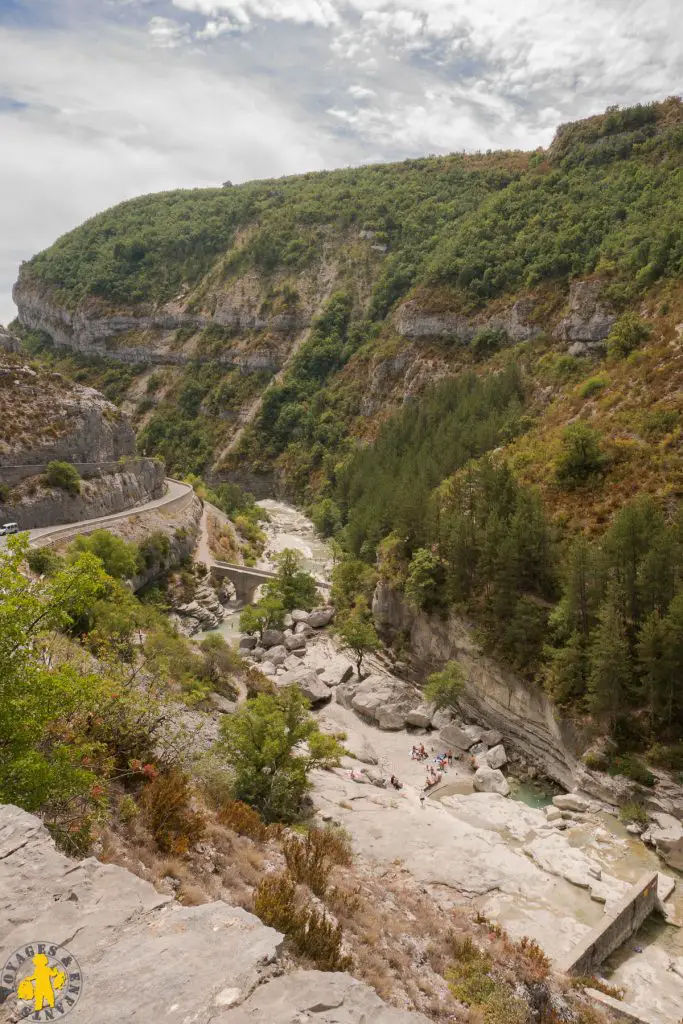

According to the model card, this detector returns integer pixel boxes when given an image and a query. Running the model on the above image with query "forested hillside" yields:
[12,96,683,764]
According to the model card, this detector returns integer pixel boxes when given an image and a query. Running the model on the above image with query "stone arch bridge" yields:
[210,560,331,605]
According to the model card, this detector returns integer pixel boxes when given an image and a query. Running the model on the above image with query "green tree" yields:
[0,535,110,811]
[337,601,380,676]
[310,498,342,538]
[44,460,81,495]
[404,548,444,610]
[424,661,465,712]
[587,586,632,725]
[330,557,378,612]
[218,687,341,822]
[266,548,318,611]
[69,530,141,580]
[607,312,650,359]
[555,423,604,487]
[239,596,286,642]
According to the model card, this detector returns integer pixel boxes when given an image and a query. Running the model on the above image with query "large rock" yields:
[290,609,310,623]
[278,668,331,706]
[308,607,335,629]
[572,767,636,806]
[473,766,510,797]
[268,645,287,666]
[0,806,427,1024]
[320,655,354,688]
[474,744,508,771]
[440,723,478,751]
[648,812,683,871]
[405,704,434,728]
[481,729,503,747]
[261,629,285,649]
[552,793,590,813]
[554,279,617,345]
[284,634,307,652]
[294,621,314,635]
[376,707,407,731]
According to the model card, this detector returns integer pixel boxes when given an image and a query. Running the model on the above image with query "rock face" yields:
[394,296,541,344]
[372,582,581,788]
[278,667,331,706]
[553,279,617,348]
[0,804,427,1024]
[648,812,683,871]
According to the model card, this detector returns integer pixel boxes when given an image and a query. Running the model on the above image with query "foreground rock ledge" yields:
[0,805,427,1024]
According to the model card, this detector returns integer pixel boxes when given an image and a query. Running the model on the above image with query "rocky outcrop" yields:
[0,325,20,353]
[372,582,582,788]
[394,296,541,344]
[553,279,617,351]
[0,363,134,467]
[0,460,165,530]
[12,281,292,370]
[0,804,427,1024]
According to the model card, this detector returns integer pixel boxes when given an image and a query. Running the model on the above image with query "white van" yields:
[0,522,19,536]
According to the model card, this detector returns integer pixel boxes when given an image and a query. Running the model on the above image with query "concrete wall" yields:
[557,871,659,976]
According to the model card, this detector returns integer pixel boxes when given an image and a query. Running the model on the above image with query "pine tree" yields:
[587,586,632,725]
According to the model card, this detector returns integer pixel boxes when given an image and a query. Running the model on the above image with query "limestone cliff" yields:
[0,804,428,1024]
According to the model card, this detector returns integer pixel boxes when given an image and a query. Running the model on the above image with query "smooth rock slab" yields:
[219,970,430,1024]
[553,793,590,813]
[440,723,478,751]
[320,655,354,688]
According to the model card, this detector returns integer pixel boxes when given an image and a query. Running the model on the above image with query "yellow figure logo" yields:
[17,953,66,1010]
[1,943,82,1020]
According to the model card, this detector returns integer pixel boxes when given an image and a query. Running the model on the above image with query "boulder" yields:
[648,812,683,871]
[260,661,276,677]
[544,806,563,822]
[573,766,636,805]
[239,635,257,651]
[431,708,453,729]
[440,723,477,751]
[552,793,590,813]
[283,613,294,628]
[405,704,434,728]
[278,668,331,706]
[268,645,287,666]
[463,725,484,745]
[481,729,503,747]
[474,745,508,771]
[308,607,335,629]
[251,646,265,661]
[294,622,314,635]
[320,655,354,688]
[284,654,304,672]
[261,629,285,649]
[376,707,407,731]
[210,693,237,714]
[284,634,307,652]
[291,609,311,623]
[473,767,510,797]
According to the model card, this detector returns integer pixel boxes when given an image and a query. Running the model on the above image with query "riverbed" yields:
[200,498,683,1021]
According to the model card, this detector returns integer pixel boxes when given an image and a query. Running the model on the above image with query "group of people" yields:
[410,743,428,761]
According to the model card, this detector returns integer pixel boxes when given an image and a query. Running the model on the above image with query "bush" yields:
[219,800,270,840]
[44,460,81,495]
[607,312,650,359]
[0,483,10,503]
[265,548,318,612]
[282,826,352,898]
[69,530,141,579]
[471,327,507,361]
[26,547,63,576]
[254,872,352,971]
[609,754,655,787]
[579,376,608,399]
[140,770,206,854]
[138,531,171,569]
[646,742,683,771]
[619,801,649,827]
[555,423,604,487]
[405,548,444,610]
[424,662,465,713]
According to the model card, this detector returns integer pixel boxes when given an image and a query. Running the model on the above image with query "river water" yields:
[199,499,683,1013]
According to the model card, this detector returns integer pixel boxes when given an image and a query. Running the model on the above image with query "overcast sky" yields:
[1,0,681,325]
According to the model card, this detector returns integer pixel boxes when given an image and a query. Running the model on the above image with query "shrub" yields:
[140,770,206,854]
[69,530,141,579]
[0,483,9,503]
[138,531,171,569]
[609,754,655,787]
[447,937,528,1024]
[26,546,63,576]
[404,548,444,610]
[239,596,285,642]
[282,826,352,898]
[579,376,608,399]
[254,872,352,971]
[555,423,604,487]
[607,312,650,359]
[646,742,683,771]
[265,548,318,612]
[471,327,507,361]
[618,801,649,827]
[44,460,81,495]
[219,800,269,841]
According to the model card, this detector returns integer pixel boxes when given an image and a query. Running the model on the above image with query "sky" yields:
[0,0,681,325]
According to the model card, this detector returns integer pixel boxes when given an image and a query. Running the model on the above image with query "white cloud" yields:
[171,0,340,28]
[148,16,190,47]
[0,22,337,324]
[348,84,376,99]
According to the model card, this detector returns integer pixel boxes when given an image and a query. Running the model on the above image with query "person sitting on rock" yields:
[390,775,402,790]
